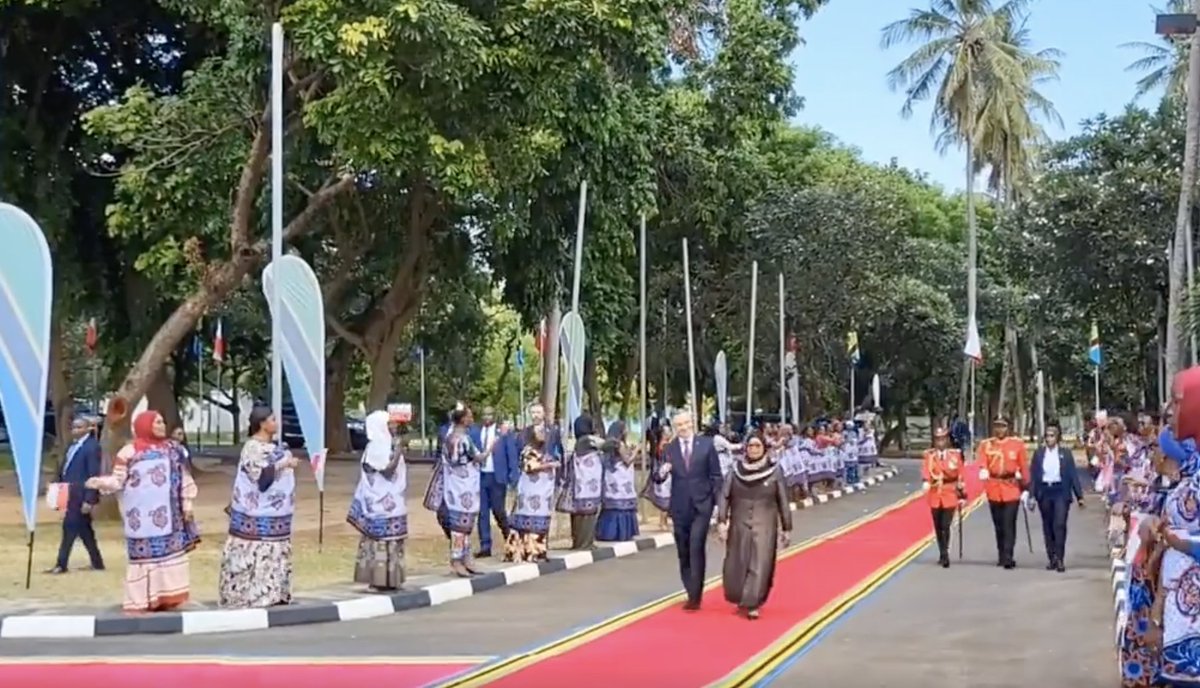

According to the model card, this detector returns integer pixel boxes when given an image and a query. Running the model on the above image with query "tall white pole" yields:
[1036,370,1045,439]
[1094,366,1101,414]
[270,22,284,438]
[639,214,647,471]
[419,347,427,452]
[197,320,205,453]
[850,367,856,415]
[778,273,785,424]
[518,353,526,428]
[746,262,759,424]
[682,238,698,419]
[570,181,588,315]
[969,362,976,453]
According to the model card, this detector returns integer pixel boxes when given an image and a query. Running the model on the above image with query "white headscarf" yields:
[362,410,392,471]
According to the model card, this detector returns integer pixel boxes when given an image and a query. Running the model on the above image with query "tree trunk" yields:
[998,347,1010,413]
[1166,0,1200,384]
[145,366,181,430]
[541,302,562,421]
[47,314,74,463]
[584,348,603,421]
[364,321,404,410]
[325,341,353,452]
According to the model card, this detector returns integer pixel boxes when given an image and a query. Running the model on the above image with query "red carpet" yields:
[0,661,474,687]
[466,473,981,687]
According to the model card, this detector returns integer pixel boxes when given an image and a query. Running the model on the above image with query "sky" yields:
[792,0,1162,191]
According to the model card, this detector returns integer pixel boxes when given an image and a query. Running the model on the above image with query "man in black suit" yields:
[47,417,105,574]
[1025,421,1084,573]
[654,410,723,610]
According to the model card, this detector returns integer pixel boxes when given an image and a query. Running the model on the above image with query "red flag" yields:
[84,318,98,356]
[212,318,225,363]
[534,317,547,355]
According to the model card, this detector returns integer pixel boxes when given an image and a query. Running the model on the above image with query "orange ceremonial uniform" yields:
[921,448,964,509]
[977,436,1028,503]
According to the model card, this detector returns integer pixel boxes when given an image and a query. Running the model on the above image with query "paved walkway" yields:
[0,470,917,658]
[768,497,1115,687]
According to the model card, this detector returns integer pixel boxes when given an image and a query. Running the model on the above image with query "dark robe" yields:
[718,461,793,610]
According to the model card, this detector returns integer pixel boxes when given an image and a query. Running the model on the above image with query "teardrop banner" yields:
[715,351,728,424]
[559,311,586,428]
[262,255,327,491]
[0,203,54,588]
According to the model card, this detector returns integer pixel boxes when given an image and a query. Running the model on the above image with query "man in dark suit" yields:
[1025,421,1084,573]
[655,410,723,610]
[47,417,105,574]
[470,406,519,557]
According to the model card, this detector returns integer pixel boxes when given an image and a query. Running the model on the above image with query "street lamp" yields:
[1159,4,1200,372]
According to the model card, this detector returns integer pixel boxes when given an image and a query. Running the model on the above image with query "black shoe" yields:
[474,550,492,559]
[940,559,950,569]
[1055,562,1066,573]
[1045,561,1056,571]
[683,600,701,612]
[1003,561,1016,570]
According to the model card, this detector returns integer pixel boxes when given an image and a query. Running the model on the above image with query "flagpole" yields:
[778,274,785,424]
[269,22,285,441]
[1094,366,1101,415]
[518,349,526,428]
[682,238,698,419]
[571,181,588,315]
[638,213,647,472]
[746,262,759,424]
[419,347,427,455]
[849,365,856,414]
[197,320,205,453]
[969,362,976,453]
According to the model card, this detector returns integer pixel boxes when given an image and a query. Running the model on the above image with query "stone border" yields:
[0,467,899,639]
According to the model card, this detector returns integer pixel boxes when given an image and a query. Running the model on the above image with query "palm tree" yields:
[1122,0,1190,102]
[881,0,1061,417]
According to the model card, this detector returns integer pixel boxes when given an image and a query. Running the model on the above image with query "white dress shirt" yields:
[1043,446,1061,485]
[481,424,496,473]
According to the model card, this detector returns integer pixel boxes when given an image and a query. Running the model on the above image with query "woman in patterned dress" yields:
[505,424,559,562]
[348,410,407,591]
[217,406,301,608]
[429,407,484,577]
[557,415,606,550]
[642,425,674,530]
[596,421,640,542]
[87,410,200,612]
[1156,426,1200,686]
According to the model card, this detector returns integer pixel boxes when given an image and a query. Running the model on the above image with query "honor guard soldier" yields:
[977,416,1028,569]
[921,427,964,568]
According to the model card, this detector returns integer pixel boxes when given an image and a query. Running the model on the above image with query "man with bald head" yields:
[653,409,723,610]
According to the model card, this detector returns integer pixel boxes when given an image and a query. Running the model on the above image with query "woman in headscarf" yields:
[641,423,673,530]
[1153,421,1200,687]
[557,414,606,550]
[505,424,559,562]
[218,406,301,608]
[347,410,407,591]
[717,432,793,620]
[424,406,484,577]
[86,410,200,612]
[596,420,639,542]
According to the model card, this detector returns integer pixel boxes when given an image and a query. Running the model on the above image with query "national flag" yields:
[1088,322,1102,367]
[534,317,547,356]
[84,318,98,356]
[515,345,525,369]
[846,331,860,365]
[212,318,226,364]
[963,315,982,364]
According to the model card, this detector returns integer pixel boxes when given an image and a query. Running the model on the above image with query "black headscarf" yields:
[574,415,600,453]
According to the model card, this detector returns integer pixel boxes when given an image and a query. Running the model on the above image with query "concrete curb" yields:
[0,467,900,639]
[1111,556,1126,648]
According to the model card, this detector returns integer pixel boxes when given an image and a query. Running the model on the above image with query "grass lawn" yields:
[0,457,669,607]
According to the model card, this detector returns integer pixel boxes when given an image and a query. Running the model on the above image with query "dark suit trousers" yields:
[673,503,713,603]
[1037,486,1070,564]
[988,500,1019,564]
[57,509,104,570]
[930,507,955,560]
[477,471,509,552]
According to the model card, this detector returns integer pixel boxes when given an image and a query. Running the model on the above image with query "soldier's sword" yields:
[1023,503,1034,553]
[957,501,964,560]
